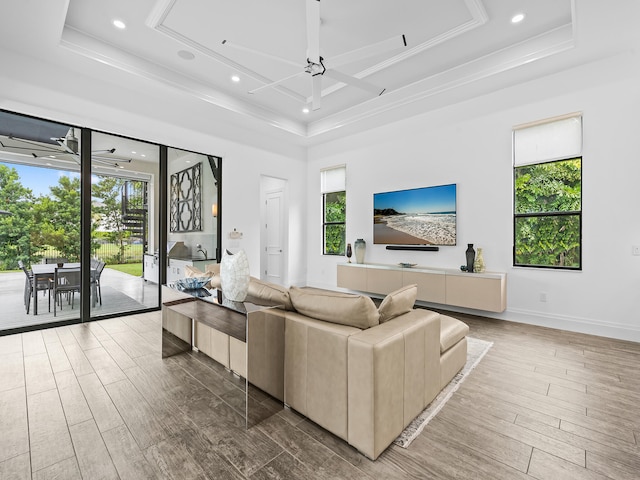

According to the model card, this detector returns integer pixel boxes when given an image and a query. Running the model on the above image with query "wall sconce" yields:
[211,203,218,217]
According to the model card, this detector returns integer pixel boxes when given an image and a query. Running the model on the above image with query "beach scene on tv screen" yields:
[374,184,457,245]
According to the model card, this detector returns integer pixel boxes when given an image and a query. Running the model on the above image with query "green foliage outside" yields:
[92,178,145,264]
[514,158,582,268]
[324,191,346,255]
[0,164,35,268]
[0,164,145,270]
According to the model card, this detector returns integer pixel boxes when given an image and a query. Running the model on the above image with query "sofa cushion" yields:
[440,315,469,353]
[289,287,379,329]
[246,278,294,310]
[378,284,418,323]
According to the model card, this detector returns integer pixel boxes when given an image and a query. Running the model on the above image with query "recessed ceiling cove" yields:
[61,0,574,138]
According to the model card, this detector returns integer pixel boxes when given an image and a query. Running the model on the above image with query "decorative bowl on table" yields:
[57,262,64,268]
[175,276,209,290]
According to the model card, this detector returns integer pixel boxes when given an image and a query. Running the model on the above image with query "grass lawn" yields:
[106,263,143,277]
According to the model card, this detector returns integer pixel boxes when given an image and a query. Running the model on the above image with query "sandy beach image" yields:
[374,214,456,245]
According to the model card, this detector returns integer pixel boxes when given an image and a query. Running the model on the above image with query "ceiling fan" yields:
[0,128,132,168]
[222,0,408,111]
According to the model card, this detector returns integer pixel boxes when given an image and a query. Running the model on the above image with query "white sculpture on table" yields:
[220,249,250,301]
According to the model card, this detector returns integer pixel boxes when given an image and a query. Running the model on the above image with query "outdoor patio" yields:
[0,268,160,331]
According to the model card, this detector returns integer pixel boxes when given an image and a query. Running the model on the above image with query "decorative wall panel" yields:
[170,162,202,232]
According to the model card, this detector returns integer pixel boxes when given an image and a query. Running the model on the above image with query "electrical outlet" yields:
[539,292,547,303]
[633,245,640,256]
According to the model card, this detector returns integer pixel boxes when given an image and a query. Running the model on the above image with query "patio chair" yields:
[53,266,81,316]
[18,260,51,314]
[90,259,106,305]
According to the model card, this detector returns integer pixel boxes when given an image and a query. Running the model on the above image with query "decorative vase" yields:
[220,249,250,301]
[354,238,366,264]
[465,244,475,273]
[346,243,352,263]
[474,247,486,273]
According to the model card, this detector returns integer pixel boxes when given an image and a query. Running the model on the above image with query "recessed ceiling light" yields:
[186,160,191,163]
[302,107,310,114]
[178,50,195,60]
[113,19,126,29]
[231,75,240,83]
[46,163,52,166]
[511,13,525,24]
[141,154,146,158]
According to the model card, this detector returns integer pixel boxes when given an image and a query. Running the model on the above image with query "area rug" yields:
[394,336,493,448]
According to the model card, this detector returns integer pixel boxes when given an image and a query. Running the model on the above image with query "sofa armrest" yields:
[347,309,440,460]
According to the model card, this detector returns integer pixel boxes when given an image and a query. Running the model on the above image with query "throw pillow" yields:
[246,278,294,310]
[220,249,250,301]
[378,284,418,323]
[289,286,379,329]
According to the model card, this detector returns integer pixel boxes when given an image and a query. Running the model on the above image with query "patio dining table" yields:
[30,263,97,315]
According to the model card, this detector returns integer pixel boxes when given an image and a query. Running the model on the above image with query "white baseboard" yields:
[416,301,640,343]
[500,308,640,343]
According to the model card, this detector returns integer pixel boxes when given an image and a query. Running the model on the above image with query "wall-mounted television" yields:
[373,183,457,245]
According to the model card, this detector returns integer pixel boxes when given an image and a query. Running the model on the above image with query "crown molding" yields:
[59,26,307,137]
[307,24,575,138]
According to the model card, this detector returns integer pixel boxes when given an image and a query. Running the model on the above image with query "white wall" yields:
[308,52,640,342]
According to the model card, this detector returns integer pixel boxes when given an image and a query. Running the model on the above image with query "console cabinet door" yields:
[402,270,446,304]
[337,264,367,291]
[366,268,402,295]
[445,275,506,312]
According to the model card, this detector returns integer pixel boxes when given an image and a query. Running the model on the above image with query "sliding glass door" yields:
[0,111,82,330]
[89,132,160,320]
[0,110,162,333]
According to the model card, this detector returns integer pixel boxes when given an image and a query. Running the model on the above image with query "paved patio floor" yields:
[0,268,160,331]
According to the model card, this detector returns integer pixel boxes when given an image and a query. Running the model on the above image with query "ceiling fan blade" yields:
[311,74,322,110]
[249,70,306,95]
[92,148,116,155]
[92,155,132,164]
[221,39,300,68]
[324,69,385,96]
[306,0,321,63]
[327,34,407,69]
[3,136,61,153]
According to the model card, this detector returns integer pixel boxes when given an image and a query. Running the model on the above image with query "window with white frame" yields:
[321,166,346,255]
[513,113,583,269]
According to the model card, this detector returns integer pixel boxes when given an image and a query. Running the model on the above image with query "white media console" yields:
[337,263,506,313]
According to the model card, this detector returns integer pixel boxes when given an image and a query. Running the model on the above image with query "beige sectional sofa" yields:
[245,280,469,460]
[186,267,469,459]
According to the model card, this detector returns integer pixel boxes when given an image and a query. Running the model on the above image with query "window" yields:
[513,113,582,269]
[321,166,346,255]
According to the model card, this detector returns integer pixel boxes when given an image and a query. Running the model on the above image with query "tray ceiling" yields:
[58,0,575,138]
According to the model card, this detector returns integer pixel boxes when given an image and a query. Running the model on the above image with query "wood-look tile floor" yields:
[1,311,639,479]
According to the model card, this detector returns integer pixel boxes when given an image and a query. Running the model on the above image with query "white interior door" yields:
[265,189,285,284]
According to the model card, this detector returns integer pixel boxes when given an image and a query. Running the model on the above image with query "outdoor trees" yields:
[0,164,35,269]
[92,176,133,264]
[514,158,582,268]
[36,175,83,262]
[91,176,145,263]
[324,190,346,255]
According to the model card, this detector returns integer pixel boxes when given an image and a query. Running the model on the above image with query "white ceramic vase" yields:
[220,249,250,301]
[354,238,366,264]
